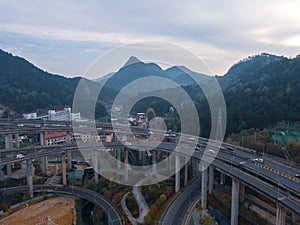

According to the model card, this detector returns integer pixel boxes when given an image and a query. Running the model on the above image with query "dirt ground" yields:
[0,197,76,225]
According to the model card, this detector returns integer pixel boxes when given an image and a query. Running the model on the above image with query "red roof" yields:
[46,132,67,139]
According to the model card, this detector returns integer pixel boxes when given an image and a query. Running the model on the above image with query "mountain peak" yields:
[123,56,142,67]
[225,52,285,77]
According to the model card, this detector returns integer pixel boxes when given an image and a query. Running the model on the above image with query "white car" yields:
[146,149,152,157]
[188,137,195,141]
[16,153,24,159]
[208,149,215,154]
[253,158,264,163]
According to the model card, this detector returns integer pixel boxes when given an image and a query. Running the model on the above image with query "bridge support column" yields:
[15,133,20,148]
[5,134,13,149]
[175,155,180,193]
[41,157,48,175]
[94,150,99,184]
[66,132,71,144]
[193,158,199,176]
[66,133,72,168]
[67,152,72,168]
[7,164,12,177]
[208,165,214,194]
[5,134,12,176]
[220,172,225,185]
[292,212,300,223]
[124,148,128,182]
[276,203,286,225]
[39,132,47,174]
[117,148,121,169]
[26,159,33,198]
[62,153,67,186]
[184,161,188,186]
[39,132,46,145]
[231,178,240,225]
[239,183,245,202]
[201,163,208,209]
[168,153,172,170]
[152,150,157,177]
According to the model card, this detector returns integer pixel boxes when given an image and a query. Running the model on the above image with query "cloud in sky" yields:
[0,0,300,76]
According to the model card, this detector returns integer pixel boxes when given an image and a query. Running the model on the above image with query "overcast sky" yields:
[1,0,300,77]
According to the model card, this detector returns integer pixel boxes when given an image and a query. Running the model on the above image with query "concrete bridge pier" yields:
[5,134,13,149]
[41,157,48,175]
[184,160,188,186]
[231,178,240,225]
[292,212,300,223]
[15,133,20,148]
[192,158,199,176]
[116,148,121,169]
[168,152,172,170]
[208,165,214,194]
[67,152,72,168]
[62,153,67,186]
[152,150,157,177]
[124,148,128,182]
[276,203,286,225]
[5,134,12,176]
[93,150,99,184]
[26,159,33,198]
[6,163,12,177]
[239,183,245,202]
[175,155,180,193]
[66,132,72,168]
[201,163,208,209]
[39,132,47,174]
[39,132,46,146]
[139,150,143,160]
[220,172,225,185]
[66,132,71,144]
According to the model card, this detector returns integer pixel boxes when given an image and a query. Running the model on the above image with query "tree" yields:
[144,215,152,225]
[263,128,269,140]
[199,213,216,225]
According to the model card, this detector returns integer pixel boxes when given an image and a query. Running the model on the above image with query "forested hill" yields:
[0,49,81,113]
[1,48,300,136]
[218,53,300,133]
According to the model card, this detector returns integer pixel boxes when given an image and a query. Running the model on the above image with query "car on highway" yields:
[225,147,234,151]
[124,141,132,146]
[16,153,24,159]
[146,149,152,157]
[253,158,264,163]
[208,149,215,154]
[295,174,300,179]
[200,141,208,146]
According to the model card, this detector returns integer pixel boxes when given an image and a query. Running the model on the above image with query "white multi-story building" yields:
[23,112,37,119]
[48,108,71,121]
[23,108,81,121]
[48,108,81,121]
[72,112,81,121]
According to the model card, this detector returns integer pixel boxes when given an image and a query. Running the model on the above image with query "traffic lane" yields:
[196,148,300,195]
[262,158,300,177]
[212,160,300,215]
[161,177,201,225]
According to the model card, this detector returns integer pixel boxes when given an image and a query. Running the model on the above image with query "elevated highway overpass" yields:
[0,120,300,225]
